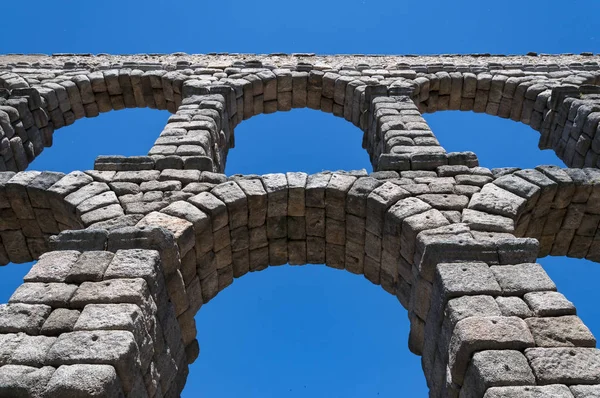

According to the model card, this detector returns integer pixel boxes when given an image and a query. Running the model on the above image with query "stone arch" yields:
[410,72,600,168]
[464,165,600,260]
[0,69,185,171]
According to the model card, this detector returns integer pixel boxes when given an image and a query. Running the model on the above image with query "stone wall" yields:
[0,53,598,397]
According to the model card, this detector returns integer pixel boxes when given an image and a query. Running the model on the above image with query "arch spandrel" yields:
[0,53,599,398]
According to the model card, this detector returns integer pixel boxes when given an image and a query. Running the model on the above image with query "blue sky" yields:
[1,1,599,396]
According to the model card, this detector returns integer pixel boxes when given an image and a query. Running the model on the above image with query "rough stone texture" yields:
[460,350,535,398]
[0,53,599,397]
[525,347,600,385]
[43,364,124,398]
[483,385,576,398]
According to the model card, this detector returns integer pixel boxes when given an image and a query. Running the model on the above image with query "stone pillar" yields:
[365,95,478,172]
[147,93,232,173]
[0,243,189,397]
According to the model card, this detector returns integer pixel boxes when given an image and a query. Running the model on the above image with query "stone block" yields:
[496,297,532,318]
[236,179,267,228]
[525,316,596,348]
[525,347,600,385]
[262,173,288,217]
[136,212,194,256]
[189,192,228,231]
[24,250,80,283]
[460,350,535,398]
[212,181,248,229]
[65,251,114,284]
[41,308,80,336]
[449,316,534,385]
[523,291,576,316]
[42,364,124,398]
[436,262,502,297]
[483,385,575,398]
[10,334,56,366]
[570,385,600,398]
[326,173,356,221]
[0,365,55,398]
[46,330,141,393]
[490,263,556,295]
[9,282,78,307]
[462,209,514,233]
[468,184,527,219]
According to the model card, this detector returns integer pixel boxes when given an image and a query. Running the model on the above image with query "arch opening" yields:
[27,108,170,173]
[185,264,427,397]
[424,111,565,169]
[225,108,372,175]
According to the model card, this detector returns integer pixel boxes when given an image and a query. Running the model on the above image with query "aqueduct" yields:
[0,53,599,397]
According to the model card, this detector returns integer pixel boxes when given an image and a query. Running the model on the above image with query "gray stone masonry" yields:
[0,53,599,397]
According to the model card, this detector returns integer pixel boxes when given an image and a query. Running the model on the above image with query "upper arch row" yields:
[1,54,600,173]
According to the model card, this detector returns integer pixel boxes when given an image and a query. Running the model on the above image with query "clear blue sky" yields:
[1,1,599,397]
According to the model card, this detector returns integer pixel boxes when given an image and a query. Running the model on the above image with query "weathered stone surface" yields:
[41,308,81,335]
[0,303,52,334]
[9,282,78,307]
[46,330,141,392]
[10,334,56,366]
[0,365,55,398]
[496,296,532,318]
[523,291,576,316]
[525,316,596,348]
[66,251,114,283]
[24,250,80,283]
[483,384,575,398]
[469,184,527,219]
[570,385,600,398]
[436,262,502,296]
[460,350,535,398]
[525,347,600,385]
[449,316,535,384]
[43,364,124,398]
[490,263,556,295]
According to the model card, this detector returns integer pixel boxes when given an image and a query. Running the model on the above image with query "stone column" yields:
[0,238,190,397]
[365,95,478,172]
[147,93,232,173]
